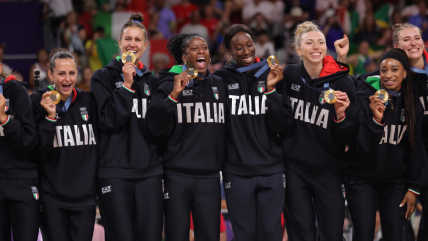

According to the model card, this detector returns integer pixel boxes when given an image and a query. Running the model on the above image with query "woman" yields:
[346,48,426,240]
[146,32,227,241]
[90,13,163,241]
[0,64,39,241]
[31,48,98,240]
[392,23,428,240]
[28,49,50,91]
[213,24,291,241]
[280,21,356,241]
[76,66,91,92]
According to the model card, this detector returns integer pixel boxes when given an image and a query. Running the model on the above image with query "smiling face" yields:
[119,26,148,64]
[182,37,210,75]
[395,27,424,63]
[297,30,327,65]
[379,58,406,92]
[228,31,256,67]
[48,58,77,100]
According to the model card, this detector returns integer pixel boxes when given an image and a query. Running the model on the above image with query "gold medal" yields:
[121,51,136,64]
[375,89,389,103]
[185,68,198,79]
[324,89,337,104]
[267,55,279,66]
[48,90,61,105]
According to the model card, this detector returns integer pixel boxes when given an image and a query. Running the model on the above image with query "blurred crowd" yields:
[2,0,428,94]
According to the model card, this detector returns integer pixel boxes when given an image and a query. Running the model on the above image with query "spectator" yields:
[315,0,338,19]
[336,0,351,35]
[0,44,12,74]
[241,0,274,25]
[254,30,275,59]
[172,0,199,32]
[180,10,209,42]
[85,26,105,72]
[152,0,177,39]
[392,11,403,25]
[201,5,220,42]
[150,53,170,76]
[353,13,381,45]
[249,13,270,36]
[322,14,344,59]
[28,49,50,91]
[408,1,428,40]
[62,11,86,56]
[347,41,383,77]
[76,66,92,92]
[222,0,244,24]
[41,0,74,47]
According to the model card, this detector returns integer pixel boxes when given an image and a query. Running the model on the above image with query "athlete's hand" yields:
[170,72,190,100]
[369,95,386,123]
[400,191,417,220]
[41,92,56,119]
[334,91,350,120]
[122,62,136,87]
[267,64,284,91]
[335,35,349,63]
[0,93,7,123]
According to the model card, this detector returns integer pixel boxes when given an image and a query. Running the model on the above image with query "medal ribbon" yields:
[301,77,330,92]
[411,56,428,75]
[182,65,210,87]
[235,59,269,78]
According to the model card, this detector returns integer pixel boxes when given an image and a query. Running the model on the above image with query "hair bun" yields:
[129,13,144,23]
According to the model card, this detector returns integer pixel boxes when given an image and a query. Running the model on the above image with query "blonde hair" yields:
[293,21,324,51]
[392,23,422,46]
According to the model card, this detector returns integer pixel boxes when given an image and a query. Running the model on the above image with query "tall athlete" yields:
[213,24,291,241]
[346,48,426,240]
[90,13,163,240]
[280,21,356,241]
[31,48,98,241]
[0,64,39,241]
[146,33,227,241]
[391,23,428,240]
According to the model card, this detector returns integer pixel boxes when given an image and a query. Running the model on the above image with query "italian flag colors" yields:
[82,114,89,121]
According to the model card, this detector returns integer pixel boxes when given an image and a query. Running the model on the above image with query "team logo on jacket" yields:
[225,182,231,189]
[80,107,89,121]
[212,86,219,100]
[144,83,151,96]
[55,113,60,120]
[319,91,326,104]
[164,193,170,199]
[4,99,9,112]
[228,83,239,90]
[31,186,39,200]
[401,108,405,122]
[102,185,111,194]
[115,82,123,88]
[257,81,266,93]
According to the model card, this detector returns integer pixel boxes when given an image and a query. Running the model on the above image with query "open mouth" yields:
[62,84,72,91]
[408,48,420,53]
[384,80,396,86]
[310,52,322,57]
[128,50,137,55]
[196,57,206,68]
[242,56,253,64]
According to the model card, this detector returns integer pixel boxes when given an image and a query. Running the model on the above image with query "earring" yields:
[209,58,212,63]
[184,61,187,65]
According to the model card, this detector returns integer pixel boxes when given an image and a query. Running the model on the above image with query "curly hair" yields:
[166,33,206,65]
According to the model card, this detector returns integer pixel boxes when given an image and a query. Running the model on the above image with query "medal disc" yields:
[185,68,198,79]
[49,90,61,105]
[324,89,337,104]
[121,51,136,64]
[267,55,279,66]
[375,89,389,102]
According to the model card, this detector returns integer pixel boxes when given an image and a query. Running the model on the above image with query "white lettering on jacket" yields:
[289,97,330,129]
[229,95,268,115]
[131,98,148,118]
[53,124,96,148]
[176,102,225,123]
[379,125,407,145]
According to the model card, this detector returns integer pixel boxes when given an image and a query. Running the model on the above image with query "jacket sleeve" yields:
[352,95,385,156]
[333,77,358,145]
[407,102,427,195]
[1,86,37,154]
[266,76,293,135]
[90,69,135,132]
[31,94,57,160]
[146,81,176,140]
